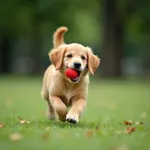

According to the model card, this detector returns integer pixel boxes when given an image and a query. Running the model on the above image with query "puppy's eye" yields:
[81,55,86,60]
[66,54,72,58]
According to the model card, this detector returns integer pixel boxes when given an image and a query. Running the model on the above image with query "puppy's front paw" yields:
[66,113,79,124]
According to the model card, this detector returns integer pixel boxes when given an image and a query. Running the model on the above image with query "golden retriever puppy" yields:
[41,27,100,124]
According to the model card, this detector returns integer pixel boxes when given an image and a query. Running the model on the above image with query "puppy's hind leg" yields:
[47,100,56,120]
[41,90,56,120]
[49,95,68,122]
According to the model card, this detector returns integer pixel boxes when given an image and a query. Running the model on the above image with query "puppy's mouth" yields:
[71,70,81,82]
[65,68,81,83]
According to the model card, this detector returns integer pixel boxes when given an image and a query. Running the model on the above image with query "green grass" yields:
[0,76,150,150]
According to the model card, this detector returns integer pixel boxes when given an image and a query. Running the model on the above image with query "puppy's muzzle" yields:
[73,62,81,69]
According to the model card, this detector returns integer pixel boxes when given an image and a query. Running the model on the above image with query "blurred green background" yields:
[0,0,150,76]
[0,0,150,150]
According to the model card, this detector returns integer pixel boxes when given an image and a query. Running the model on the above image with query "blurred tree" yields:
[0,0,99,74]
[101,0,124,77]
[0,0,17,73]
[101,0,150,77]
[0,0,150,76]
[0,36,11,73]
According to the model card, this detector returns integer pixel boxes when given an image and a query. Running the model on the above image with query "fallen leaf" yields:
[95,126,100,131]
[95,126,101,134]
[18,117,30,124]
[112,144,129,150]
[42,132,49,141]
[45,127,50,131]
[125,127,136,134]
[0,123,5,128]
[124,120,132,126]
[9,133,22,141]
[85,130,93,137]
[136,121,143,125]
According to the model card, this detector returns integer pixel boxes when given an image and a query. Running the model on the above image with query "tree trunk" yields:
[0,36,11,73]
[101,0,124,77]
[30,25,43,74]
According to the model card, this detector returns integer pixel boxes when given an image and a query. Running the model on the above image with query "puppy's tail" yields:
[53,26,68,48]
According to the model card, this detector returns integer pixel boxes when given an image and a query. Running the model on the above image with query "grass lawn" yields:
[0,76,150,150]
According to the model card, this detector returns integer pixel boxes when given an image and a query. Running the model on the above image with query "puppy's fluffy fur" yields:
[41,27,100,123]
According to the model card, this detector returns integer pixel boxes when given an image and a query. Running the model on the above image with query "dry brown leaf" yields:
[9,133,22,141]
[85,130,93,137]
[45,127,50,131]
[124,120,132,126]
[0,123,5,128]
[125,127,136,134]
[18,117,30,124]
[42,132,49,141]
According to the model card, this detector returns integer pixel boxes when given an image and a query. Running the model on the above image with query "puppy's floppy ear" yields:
[87,47,100,75]
[48,46,66,70]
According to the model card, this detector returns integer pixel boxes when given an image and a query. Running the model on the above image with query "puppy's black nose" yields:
[74,62,81,69]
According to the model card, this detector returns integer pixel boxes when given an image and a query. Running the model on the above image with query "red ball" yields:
[65,68,78,79]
